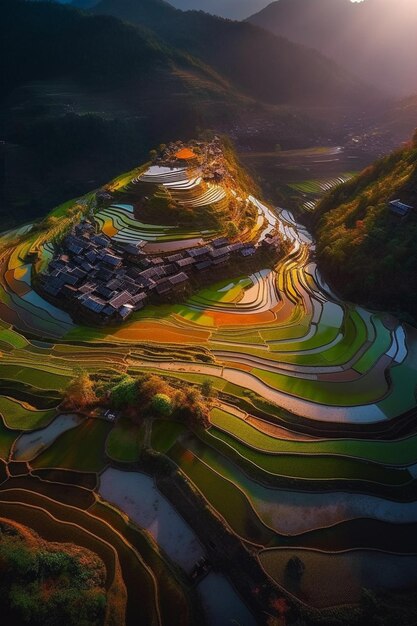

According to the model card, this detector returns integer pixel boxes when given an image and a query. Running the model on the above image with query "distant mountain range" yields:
[248,0,417,95]
[90,0,373,108]
[70,0,270,19]
[165,0,269,20]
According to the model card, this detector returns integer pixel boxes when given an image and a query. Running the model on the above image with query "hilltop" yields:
[34,137,284,325]
[248,0,417,95]
[315,130,417,320]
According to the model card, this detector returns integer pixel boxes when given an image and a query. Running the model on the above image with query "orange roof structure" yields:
[175,147,197,161]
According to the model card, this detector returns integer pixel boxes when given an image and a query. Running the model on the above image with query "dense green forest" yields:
[315,130,417,320]
[0,522,106,626]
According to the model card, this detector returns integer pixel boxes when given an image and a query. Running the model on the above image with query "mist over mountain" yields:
[91,0,374,107]
[248,0,417,95]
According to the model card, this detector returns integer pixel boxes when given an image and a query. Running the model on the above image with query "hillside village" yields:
[37,139,282,325]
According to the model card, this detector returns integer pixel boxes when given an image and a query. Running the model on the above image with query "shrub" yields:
[151,393,173,417]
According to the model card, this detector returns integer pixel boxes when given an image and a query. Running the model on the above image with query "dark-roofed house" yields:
[167,253,183,263]
[59,270,79,286]
[120,241,146,256]
[117,304,134,320]
[81,262,94,273]
[228,242,244,252]
[148,257,164,266]
[389,199,414,217]
[195,260,212,272]
[126,266,143,279]
[66,235,91,252]
[78,282,96,294]
[42,280,63,297]
[94,284,117,300]
[78,295,106,313]
[176,257,195,269]
[213,255,230,266]
[212,237,229,248]
[155,279,172,296]
[209,246,230,259]
[187,246,211,258]
[102,253,122,269]
[109,291,133,309]
[241,245,256,257]
[160,263,177,275]
[85,250,101,265]
[106,278,123,291]
[169,272,189,288]
[139,267,163,281]
[66,240,83,256]
[131,292,148,310]
[92,234,110,247]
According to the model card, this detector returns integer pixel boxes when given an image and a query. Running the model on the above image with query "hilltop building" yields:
[175,147,198,163]
[389,199,414,217]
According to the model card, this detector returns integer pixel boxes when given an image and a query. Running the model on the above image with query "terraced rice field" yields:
[288,172,356,212]
[1,163,417,619]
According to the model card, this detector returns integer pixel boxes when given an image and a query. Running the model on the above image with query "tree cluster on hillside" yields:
[314,130,417,321]
[63,369,214,427]
[0,522,106,626]
[104,373,212,427]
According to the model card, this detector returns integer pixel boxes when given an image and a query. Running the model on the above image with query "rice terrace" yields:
[1,136,417,626]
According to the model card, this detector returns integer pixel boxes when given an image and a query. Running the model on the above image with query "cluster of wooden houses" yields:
[38,220,263,325]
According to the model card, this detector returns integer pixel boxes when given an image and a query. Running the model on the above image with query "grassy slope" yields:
[315,131,417,320]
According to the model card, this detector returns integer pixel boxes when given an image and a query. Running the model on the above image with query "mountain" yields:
[248,0,417,95]
[0,0,250,225]
[167,0,269,20]
[315,130,417,320]
[91,0,374,108]
[72,0,270,18]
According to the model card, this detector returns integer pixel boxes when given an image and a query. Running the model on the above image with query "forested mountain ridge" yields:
[315,130,417,320]
[91,0,374,107]
[0,0,247,225]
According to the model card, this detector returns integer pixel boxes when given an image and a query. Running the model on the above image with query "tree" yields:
[285,556,305,584]
[226,222,239,239]
[151,393,173,417]
[109,376,138,409]
[201,379,214,398]
[63,368,97,411]
[139,375,170,403]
